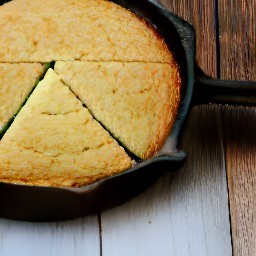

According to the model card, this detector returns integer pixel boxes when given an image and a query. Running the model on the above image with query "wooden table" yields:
[0,1,255,255]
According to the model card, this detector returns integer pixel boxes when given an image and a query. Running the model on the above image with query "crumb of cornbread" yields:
[0,69,132,188]
[0,63,45,134]
[0,0,182,187]
[0,0,173,63]
[55,61,181,159]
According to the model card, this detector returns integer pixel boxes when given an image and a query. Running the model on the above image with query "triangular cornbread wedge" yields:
[0,0,172,63]
[55,61,181,159]
[0,69,132,187]
[0,63,45,136]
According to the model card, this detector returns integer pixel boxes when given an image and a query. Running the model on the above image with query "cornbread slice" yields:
[0,69,132,187]
[55,61,181,159]
[0,0,100,11]
[0,63,45,135]
[0,0,172,63]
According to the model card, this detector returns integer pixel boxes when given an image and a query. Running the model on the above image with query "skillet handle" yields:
[194,68,256,106]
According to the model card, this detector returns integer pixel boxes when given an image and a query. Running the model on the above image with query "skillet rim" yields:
[0,0,196,220]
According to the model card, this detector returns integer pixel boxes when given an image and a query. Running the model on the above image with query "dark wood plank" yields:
[161,0,217,77]
[219,0,256,81]
[219,1,256,254]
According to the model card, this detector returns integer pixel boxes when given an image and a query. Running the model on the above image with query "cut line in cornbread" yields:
[0,0,182,188]
[55,61,181,159]
[0,69,132,187]
[0,63,46,137]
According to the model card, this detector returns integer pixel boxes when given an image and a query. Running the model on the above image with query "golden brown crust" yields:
[0,0,173,63]
[0,146,132,188]
[55,61,181,160]
[146,64,181,158]
[0,0,182,186]
[0,69,132,188]
[0,63,45,131]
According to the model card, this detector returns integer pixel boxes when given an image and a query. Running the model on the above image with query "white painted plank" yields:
[101,106,232,256]
[0,215,100,256]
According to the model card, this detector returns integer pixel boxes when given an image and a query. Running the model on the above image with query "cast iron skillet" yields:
[1,0,256,221]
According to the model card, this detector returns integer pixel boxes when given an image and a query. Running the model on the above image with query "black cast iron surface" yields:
[0,0,255,221]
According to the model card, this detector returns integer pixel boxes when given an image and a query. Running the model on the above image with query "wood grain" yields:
[219,0,256,255]
[101,1,232,255]
[2,1,255,256]
[218,0,256,81]
[101,106,232,256]
[161,0,217,77]
[222,108,256,256]
[0,217,100,256]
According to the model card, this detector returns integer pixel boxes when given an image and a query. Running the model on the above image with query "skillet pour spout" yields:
[0,0,255,221]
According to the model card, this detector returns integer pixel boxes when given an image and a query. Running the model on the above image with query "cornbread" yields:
[0,69,132,187]
[0,63,45,135]
[0,0,172,63]
[55,61,180,159]
[0,0,182,187]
